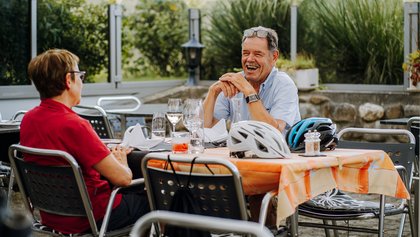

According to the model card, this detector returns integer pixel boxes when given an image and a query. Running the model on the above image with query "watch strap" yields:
[245,93,260,103]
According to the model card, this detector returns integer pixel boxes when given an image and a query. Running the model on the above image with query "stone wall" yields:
[144,85,420,141]
[298,90,420,142]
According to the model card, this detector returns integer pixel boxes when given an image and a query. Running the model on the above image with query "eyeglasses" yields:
[69,71,86,81]
[243,29,269,38]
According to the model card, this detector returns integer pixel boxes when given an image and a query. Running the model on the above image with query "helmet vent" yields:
[231,136,241,144]
[256,140,268,152]
[255,130,264,138]
[238,131,248,139]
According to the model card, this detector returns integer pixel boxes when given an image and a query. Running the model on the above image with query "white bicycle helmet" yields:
[227,120,291,159]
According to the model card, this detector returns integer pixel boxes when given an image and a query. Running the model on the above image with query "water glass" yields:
[171,132,190,154]
[231,97,242,124]
[151,112,166,140]
[183,99,204,154]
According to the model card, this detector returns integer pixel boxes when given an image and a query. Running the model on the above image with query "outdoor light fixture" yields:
[182,34,204,86]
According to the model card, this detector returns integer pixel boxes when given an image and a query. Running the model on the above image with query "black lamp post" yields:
[182,35,204,86]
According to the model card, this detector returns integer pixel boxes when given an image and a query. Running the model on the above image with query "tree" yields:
[130,0,188,77]
[0,0,31,85]
[37,0,109,83]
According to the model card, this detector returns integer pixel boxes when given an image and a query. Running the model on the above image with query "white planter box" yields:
[287,68,319,91]
[407,78,420,92]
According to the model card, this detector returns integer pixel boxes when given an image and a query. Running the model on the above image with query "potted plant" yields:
[402,50,420,90]
[276,54,319,91]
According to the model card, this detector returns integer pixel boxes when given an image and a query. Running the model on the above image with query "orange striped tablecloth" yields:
[146,147,409,225]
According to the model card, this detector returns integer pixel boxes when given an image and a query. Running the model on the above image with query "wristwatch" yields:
[245,93,260,104]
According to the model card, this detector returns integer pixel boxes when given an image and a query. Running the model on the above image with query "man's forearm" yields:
[248,101,286,132]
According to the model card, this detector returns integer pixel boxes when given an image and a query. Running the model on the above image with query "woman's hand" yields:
[111,145,132,166]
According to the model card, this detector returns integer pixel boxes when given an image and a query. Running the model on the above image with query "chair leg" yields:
[331,220,340,237]
[288,211,299,237]
[397,213,406,237]
[6,169,14,208]
[378,195,385,237]
[322,220,332,237]
[416,175,420,237]
[406,197,418,237]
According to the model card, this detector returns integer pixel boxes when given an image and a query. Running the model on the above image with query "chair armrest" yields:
[99,178,145,237]
[259,190,278,225]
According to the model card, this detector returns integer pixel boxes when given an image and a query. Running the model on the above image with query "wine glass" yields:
[166,98,183,134]
[183,99,204,153]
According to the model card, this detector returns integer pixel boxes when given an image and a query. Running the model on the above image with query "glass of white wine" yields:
[166,98,183,134]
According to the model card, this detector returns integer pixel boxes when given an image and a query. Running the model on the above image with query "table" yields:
[380,117,419,126]
[0,126,20,163]
[106,103,167,132]
[145,147,409,226]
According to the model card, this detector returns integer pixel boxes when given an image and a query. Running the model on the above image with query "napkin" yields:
[121,123,162,150]
[202,119,228,143]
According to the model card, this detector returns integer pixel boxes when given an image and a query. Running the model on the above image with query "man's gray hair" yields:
[242,26,278,52]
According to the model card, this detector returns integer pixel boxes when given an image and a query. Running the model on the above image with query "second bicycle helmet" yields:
[227,120,291,159]
[286,117,338,152]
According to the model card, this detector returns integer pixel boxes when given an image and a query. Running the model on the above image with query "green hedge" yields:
[202,0,290,80]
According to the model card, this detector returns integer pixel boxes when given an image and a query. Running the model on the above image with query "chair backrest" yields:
[96,96,141,113]
[74,104,114,139]
[12,110,27,122]
[337,128,416,186]
[141,154,248,221]
[8,144,99,235]
[130,210,273,237]
[407,116,420,157]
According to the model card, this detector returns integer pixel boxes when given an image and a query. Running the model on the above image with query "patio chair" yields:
[141,154,275,236]
[74,104,115,139]
[96,96,146,136]
[96,95,141,113]
[407,116,420,230]
[8,144,145,237]
[11,110,27,121]
[298,128,417,237]
[130,210,274,237]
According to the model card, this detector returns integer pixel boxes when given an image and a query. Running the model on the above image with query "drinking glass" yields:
[171,131,190,154]
[231,97,242,124]
[151,112,166,140]
[166,98,183,134]
[183,99,204,154]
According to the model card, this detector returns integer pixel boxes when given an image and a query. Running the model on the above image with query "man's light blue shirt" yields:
[213,67,301,131]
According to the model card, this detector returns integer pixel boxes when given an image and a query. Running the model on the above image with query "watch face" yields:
[246,94,260,103]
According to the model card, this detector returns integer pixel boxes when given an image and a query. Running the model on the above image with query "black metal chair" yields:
[141,153,274,236]
[74,105,115,139]
[96,95,141,113]
[407,116,420,233]
[0,116,20,203]
[298,128,417,237]
[97,96,147,136]
[130,210,274,237]
[8,144,144,237]
[11,110,27,122]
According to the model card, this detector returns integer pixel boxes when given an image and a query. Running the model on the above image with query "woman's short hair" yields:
[28,49,79,99]
[242,26,279,52]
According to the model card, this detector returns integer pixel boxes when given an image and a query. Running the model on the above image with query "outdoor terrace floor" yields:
[8,191,414,237]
